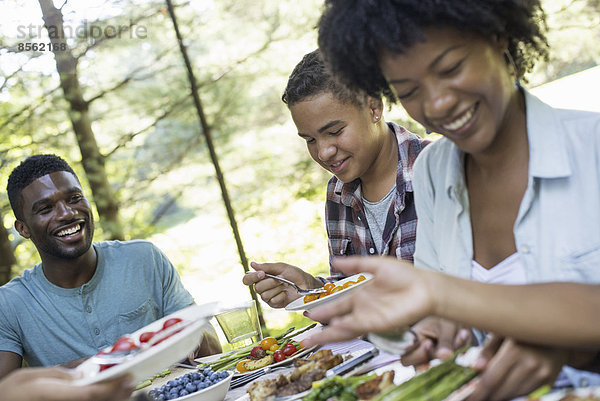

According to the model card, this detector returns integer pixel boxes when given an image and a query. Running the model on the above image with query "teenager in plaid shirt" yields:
[243,50,428,308]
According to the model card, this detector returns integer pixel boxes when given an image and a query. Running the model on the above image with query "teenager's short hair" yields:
[7,154,79,220]
[282,49,371,107]
[318,0,549,103]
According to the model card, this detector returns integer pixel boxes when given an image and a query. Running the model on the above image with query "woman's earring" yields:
[374,115,380,121]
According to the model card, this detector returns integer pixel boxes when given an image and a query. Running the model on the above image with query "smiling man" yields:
[0,154,220,378]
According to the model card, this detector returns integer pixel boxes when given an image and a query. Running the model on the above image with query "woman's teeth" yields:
[442,105,475,131]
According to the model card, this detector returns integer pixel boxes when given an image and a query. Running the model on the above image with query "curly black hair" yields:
[7,154,79,221]
[282,49,372,107]
[318,0,549,103]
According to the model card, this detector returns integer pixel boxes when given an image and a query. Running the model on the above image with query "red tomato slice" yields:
[99,363,116,372]
[162,317,183,330]
[139,331,155,343]
[110,336,137,353]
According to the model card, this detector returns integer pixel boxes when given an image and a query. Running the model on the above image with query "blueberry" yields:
[184,383,195,392]
[209,373,218,381]
[179,389,189,397]
[219,371,229,379]
[197,382,208,390]
[167,380,177,387]
[157,395,165,401]
[191,372,200,380]
[203,369,213,376]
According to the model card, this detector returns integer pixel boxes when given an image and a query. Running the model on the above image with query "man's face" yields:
[16,171,94,260]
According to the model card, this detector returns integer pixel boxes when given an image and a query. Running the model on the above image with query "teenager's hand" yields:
[302,256,437,347]
[401,316,472,366]
[242,262,322,308]
[466,335,566,401]
[0,367,134,401]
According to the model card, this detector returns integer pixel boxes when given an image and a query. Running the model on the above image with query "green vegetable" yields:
[197,323,318,372]
[304,374,376,401]
[154,369,171,378]
[372,348,478,401]
[528,385,552,400]
[135,379,153,390]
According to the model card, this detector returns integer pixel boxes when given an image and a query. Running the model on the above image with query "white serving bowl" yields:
[157,371,233,401]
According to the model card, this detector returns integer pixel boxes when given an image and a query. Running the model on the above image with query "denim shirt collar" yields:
[444,89,572,199]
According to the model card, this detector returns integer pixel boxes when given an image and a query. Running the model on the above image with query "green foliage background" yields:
[1,0,598,336]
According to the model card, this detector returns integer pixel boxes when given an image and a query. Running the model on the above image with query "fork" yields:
[264,274,327,296]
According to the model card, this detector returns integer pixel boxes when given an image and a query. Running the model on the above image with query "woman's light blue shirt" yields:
[413,90,600,387]
[414,89,600,283]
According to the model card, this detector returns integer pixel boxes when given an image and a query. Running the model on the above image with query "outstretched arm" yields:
[303,256,600,348]
[0,367,134,401]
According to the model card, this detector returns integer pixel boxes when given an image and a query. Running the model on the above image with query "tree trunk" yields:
[165,0,266,330]
[0,212,17,286]
[37,0,124,240]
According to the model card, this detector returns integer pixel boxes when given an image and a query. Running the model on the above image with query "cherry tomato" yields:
[269,344,280,351]
[236,359,250,373]
[281,344,298,357]
[250,346,265,359]
[356,275,366,282]
[273,349,286,362]
[303,294,318,303]
[110,336,137,353]
[162,317,183,330]
[139,331,155,343]
[323,283,336,294]
[260,337,278,350]
[99,363,116,372]
[342,281,357,289]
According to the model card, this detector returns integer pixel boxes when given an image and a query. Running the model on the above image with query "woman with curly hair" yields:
[306,0,600,399]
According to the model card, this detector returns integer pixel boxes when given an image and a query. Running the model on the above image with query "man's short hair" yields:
[7,154,79,221]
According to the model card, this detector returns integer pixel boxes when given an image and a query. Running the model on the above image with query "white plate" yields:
[535,387,600,400]
[196,324,320,377]
[285,273,373,311]
[74,303,220,386]
[232,344,319,377]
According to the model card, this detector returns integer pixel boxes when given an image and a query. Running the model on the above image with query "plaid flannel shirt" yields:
[324,122,428,279]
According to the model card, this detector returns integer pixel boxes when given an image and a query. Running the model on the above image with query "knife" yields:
[325,347,379,378]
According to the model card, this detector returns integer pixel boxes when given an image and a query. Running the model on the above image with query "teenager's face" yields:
[380,27,515,154]
[289,92,383,183]
[16,171,94,260]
